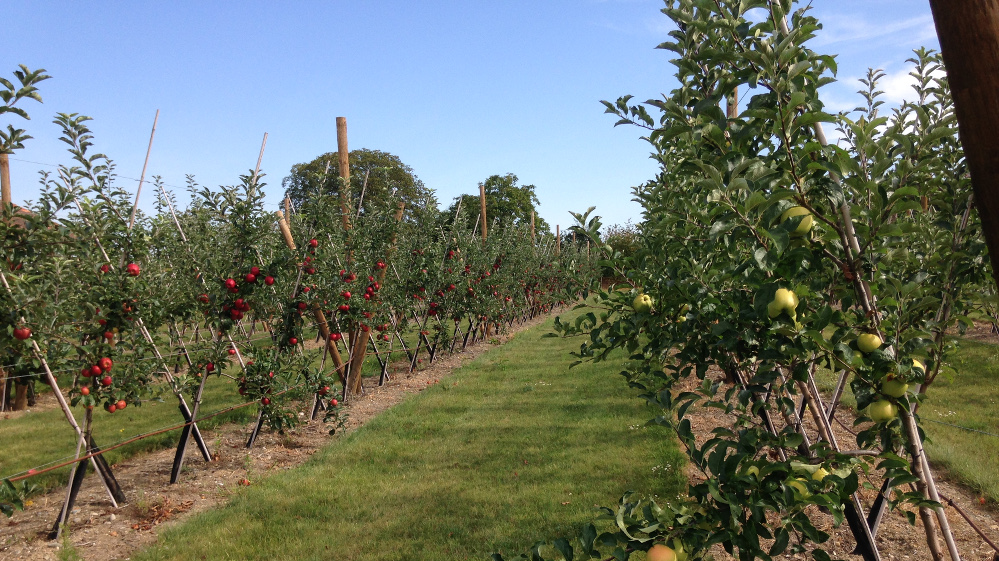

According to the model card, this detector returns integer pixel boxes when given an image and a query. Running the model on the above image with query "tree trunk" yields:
[14,382,28,410]
[928,0,999,288]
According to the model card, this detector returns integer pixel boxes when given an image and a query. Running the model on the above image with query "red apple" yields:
[264,276,275,286]
[98,357,113,371]
[245,273,257,283]
[101,375,112,386]
[116,399,127,410]
[126,263,141,276]
[224,278,237,290]
[80,386,90,396]
[91,365,103,377]
[206,362,215,372]
[12,327,31,340]
[261,397,271,406]
[289,337,298,345]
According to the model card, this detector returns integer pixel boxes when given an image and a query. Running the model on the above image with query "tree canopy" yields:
[282,148,436,217]
[445,173,550,235]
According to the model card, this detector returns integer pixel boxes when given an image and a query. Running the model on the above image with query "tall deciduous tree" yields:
[282,148,436,217]
[447,173,549,234]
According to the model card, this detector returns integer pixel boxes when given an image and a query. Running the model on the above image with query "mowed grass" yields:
[0,376,254,493]
[919,339,999,502]
[0,319,499,493]
[133,312,686,561]
[814,337,999,502]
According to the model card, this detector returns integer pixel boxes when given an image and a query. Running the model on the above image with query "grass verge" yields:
[133,312,686,561]
[0,377,253,493]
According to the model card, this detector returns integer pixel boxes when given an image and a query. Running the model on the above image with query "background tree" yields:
[282,148,435,217]
[446,173,549,234]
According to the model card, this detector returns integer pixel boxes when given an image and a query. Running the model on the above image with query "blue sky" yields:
[2,1,939,231]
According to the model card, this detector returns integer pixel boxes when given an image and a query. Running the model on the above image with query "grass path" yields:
[133,312,686,561]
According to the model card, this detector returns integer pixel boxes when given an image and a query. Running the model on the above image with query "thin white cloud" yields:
[813,13,937,47]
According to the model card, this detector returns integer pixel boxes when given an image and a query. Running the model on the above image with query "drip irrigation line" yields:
[923,418,999,439]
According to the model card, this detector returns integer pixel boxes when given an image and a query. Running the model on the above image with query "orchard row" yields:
[0,113,598,494]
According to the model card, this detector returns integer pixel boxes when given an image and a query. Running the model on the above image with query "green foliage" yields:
[508,2,986,560]
[446,173,550,234]
[281,148,436,218]
[0,65,50,153]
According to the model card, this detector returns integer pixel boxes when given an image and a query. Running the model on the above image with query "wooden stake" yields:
[531,211,535,242]
[0,153,10,209]
[127,109,159,230]
[479,182,487,245]
[276,210,297,250]
[313,307,347,385]
[336,117,352,233]
[727,85,739,119]
[556,225,561,255]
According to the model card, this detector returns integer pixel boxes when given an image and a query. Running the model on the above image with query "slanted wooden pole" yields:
[479,182,488,245]
[930,0,999,291]
[127,109,159,230]
[252,133,268,185]
[530,211,535,243]
[0,153,10,209]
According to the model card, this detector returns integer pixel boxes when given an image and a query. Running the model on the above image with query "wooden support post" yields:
[313,306,347,385]
[276,210,296,250]
[727,85,739,119]
[0,153,10,208]
[929,0,999,290]
[336,116,352,233]
[479,182,488,245]
[530,210,536,243]
[556,225,561,255]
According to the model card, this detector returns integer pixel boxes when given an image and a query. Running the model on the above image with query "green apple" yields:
[767,288,798,319]
[781,206,814,237]
[881,378,909,398]
[812,467,830,482]
[786,477,810,498]
[912,358,925,375]
[868,399,898,423]
[857,333,882,353]
[676,304,689,323]
[633,293,653,313]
